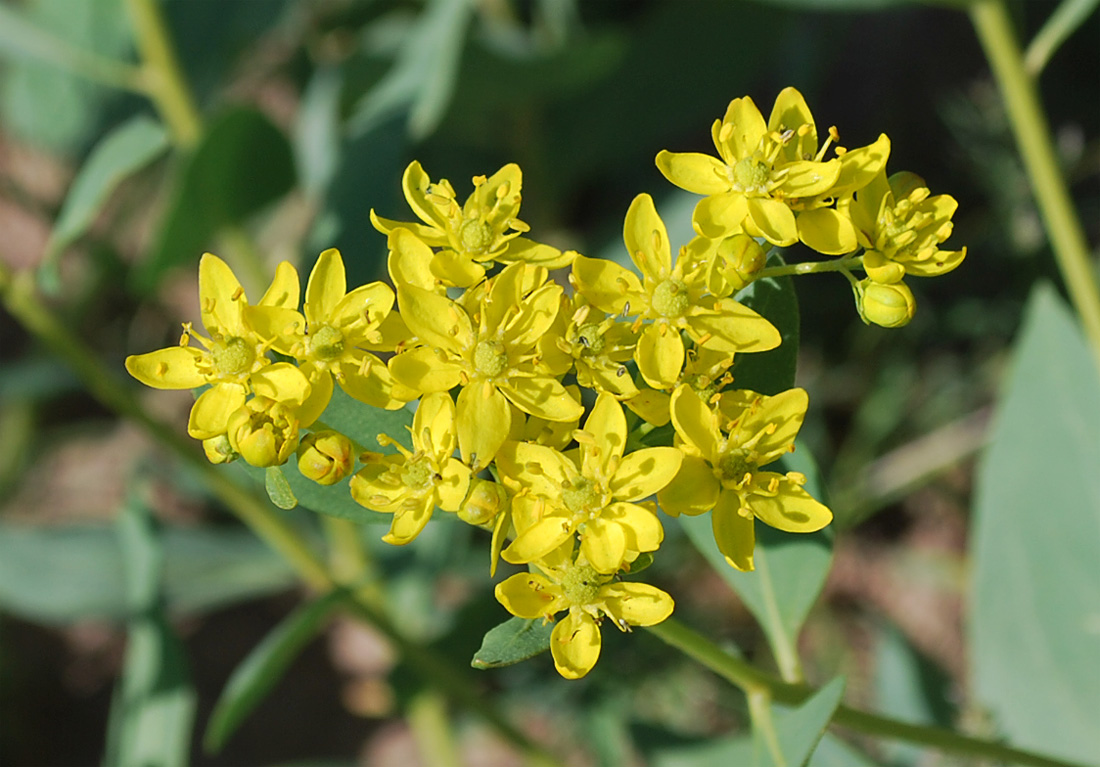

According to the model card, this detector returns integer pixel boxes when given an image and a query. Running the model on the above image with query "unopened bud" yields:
[297,430,355,485]
[227,397,300,467]
[857,279,916,328]
[458,478,510,526]
[708,234,766,296]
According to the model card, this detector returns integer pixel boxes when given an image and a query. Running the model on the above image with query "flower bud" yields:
[226,396,299,467]
[708,234,766,296]
[458,478,510,526]
[202,434,238,465]
[857,279,916,328]
[297,430,355,485]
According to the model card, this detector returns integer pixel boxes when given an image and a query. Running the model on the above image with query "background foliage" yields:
[0,0,1097,765]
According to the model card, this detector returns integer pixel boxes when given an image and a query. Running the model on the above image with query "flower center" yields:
[560,563,602,607]
[212,336,256,376]
[562,477,602,516]
[651,279,690,318]
[575,322,606,355]
[717,449,753,487]
[308,324,345,361]
[400,454,434,490]
[731,157,771,194]
[473,339,508,378]
[459,219,494,255]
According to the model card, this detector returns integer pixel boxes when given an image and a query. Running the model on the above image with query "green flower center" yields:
[651,280,690,318]
[560,563,602,607]
[576,322,606,355]
[731,157,771,194]
[308,324,345,361]
[400,454,434,490]
[212,337,256,376]
[473,339,508,378]
[717,449,753,486]
[562,477,602,515]
[459,219,495,255]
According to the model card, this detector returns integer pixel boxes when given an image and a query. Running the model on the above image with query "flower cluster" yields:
[127,87,965,679]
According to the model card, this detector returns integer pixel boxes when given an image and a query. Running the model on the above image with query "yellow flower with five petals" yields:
[658,385,831,571]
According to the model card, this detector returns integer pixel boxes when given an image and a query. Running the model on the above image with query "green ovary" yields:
[731,157,770,193]
[459,219,495,255]
[576,323,606,355]
[473,339,508,378]
[560,564,602,607]
[651,280,690,318]
[212,337,256,376]
[717,450,752,487]
[308,324,345,361]
[400,454,434,490]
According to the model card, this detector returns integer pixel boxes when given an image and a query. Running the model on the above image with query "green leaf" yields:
[970,284,1100,764]
[471,616,555,669]
[316,384,415,456]
[204,589,347,753]
[348,0,475,140]
[1024,0,1100,75]
[678,445,833,679]
[731,254,800,395]
[755,677,846,767]
[135,107,296,291]
[652,733,871,767]
[0,523,297,624]
[41,115,169,291]
[265,465,298,510]
[103,495,195,767]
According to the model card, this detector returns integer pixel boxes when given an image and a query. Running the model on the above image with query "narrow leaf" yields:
[1025,0,1100,75]
[265,465,298,510]
[41,115,169,291]
[204,589,347,753]
[970,284,1100,764]
[755,677,846,767]
[471,616,555,669]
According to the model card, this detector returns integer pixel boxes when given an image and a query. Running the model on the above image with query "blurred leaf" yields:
[755,677,846,767]
[265,465,298,510]
[103,495,195,767]
[204,589,347,753]
[0,357,80,400]
[135,108,296,291]
[678,445,833,677]
[41,115,170,291]
[738,0,913,8]
[470,616,555,669]
[0,0,131,152]
[1024,0,1100,74]
[970,284,1100,764]
[294,66,343,200]
[731,255,800,396]
[0,524,297,624]
[348,0,475,140]
[806,734,879,767]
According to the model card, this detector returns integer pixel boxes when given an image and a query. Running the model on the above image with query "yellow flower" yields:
[125,253,311,439]
[390,261,583,469]
[856,278,916,328]
[684,232,767,299]
[658,385,831,571]
[495,544,674,679]
[497,393,682,573]
[297,430,355,486]
[370,161,575,287]
[847,170,966,282]
[571,193,780,390]
[246,248,412,421]
[349,392,471,545]
[657,87,889,254]
[539,294,640,399]
[226,396,300,468]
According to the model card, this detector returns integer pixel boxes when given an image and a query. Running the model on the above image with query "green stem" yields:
[747,688,785,767]
[756,255,864,280]
[647,618,1093,767]
[124,0,202,148]
[407,691,462,767]
[969,0,1100,369]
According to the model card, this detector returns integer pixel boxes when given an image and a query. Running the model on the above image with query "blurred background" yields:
[0,0,1097,765]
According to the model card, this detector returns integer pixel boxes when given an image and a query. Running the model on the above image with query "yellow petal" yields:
[670,384,720,458]
[495,573,564,619]
[199,253,246,337]
[601,582,674,627]
[502,514,572,565]
[349,458,405,512]
[187,384,246,439]
[497,441,576,497]
[712,490,755,571]
[333,281,395,331]
[304,248,346,327]
[779,159,841,198]
[830,133,890,197]
[580,517,628,573]
[371,209,448,246]
[655,151,730,195]
[624,193,671,280]
[636,322,684,390]
[384,492,435,545]
[500,238,574,269]
[745,197,798,246]
[582,392,628,480]
[721,387,807,464]
[622,388,670,426]
[692,192,749,239]
[435,457,471,512]
[604,501,663,553]
[657,455,721,517]
[387,228,440,291]
[402,160,450,231]
[243,306,304,355]
[259,261,301,309]
[389,347,463,394]
[338,354,407,410]
[768,87,816,152]
[499,376,584,423]
[396,285,473,353]
[610,447,682,501]
[295,362,333,427]
[414,391,456,457]
[456,383,511,469]
[125,346,205,390]
[571,255,642,315]
[503,283,563,351]
[797,207,858,256]
[747,473,832,533]
[688,299,781,354]
[717,97,767,163]
[251,362,311,405]
[430,248,487,289]
[551,611,601,679]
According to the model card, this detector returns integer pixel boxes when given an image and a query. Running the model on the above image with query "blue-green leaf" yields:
[471,616,555,669]
[755,677,846,767]
[970,284,1100,764]
[265,465,298,510]
[42,115,169,291]
[204,589,347,753]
